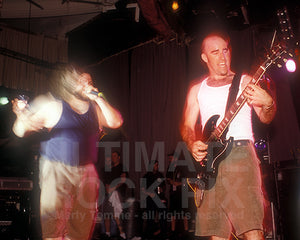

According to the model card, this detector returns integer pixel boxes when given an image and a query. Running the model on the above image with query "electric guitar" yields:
[187,44,287,207]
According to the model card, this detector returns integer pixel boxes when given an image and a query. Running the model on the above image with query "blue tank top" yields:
[41,100,100,166]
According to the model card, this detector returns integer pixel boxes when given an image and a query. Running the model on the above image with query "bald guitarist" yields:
[180,31,276,240]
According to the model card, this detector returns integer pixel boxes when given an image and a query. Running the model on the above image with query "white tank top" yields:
[197,75,254,142]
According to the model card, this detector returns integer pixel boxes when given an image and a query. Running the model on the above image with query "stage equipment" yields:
[0,96,9,105]
[277,7,299,73]
[255,139,278,240]
[285,58,296,72]
[26,0,44,10]
[137,0,174,40]
[0,177,33,239]
[123,198,142,239]
[171,1,179,12]
[0,178,33,191]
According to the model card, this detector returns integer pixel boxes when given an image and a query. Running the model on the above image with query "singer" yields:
[12,64,123,240]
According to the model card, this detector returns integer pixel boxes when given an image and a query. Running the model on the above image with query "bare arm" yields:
[12,94,61,137]
[93,97,123,129]
[250,84,276,124]
[83,84,123,129]
[12,104,41,137]
[180,82,208,162]
[243,75,276,124]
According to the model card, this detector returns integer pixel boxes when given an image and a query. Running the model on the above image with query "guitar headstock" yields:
[261,6,296,71]
[273,7,298,69]
[277,7,295,47]
[262,44,287,70]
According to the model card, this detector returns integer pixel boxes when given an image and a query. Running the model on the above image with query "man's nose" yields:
[219,52,226,60]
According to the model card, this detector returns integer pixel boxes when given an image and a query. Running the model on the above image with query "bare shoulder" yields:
[44,93,62,108]
[187,78,204,97]
[31,93,59,108]
[32,93,62,129]
[182,79,203,128]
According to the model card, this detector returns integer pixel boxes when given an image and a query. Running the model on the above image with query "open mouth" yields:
[219,63,226,68]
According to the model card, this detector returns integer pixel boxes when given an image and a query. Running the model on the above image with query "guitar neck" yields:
[212,66,267,139]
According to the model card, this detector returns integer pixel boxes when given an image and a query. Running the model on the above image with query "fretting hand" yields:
[244,84,273,108]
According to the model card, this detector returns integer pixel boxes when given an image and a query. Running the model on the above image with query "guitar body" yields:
[188,115,234,207]
[196,115,234,190]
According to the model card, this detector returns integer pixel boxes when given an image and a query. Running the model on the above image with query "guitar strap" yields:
[221,72,242,140]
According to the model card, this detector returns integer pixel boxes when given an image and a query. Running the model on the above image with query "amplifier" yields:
[0,178,33,191]
[0,186,32,239]
[0,220,12,226]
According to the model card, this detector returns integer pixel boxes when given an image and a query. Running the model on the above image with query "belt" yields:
[233,140,251,147]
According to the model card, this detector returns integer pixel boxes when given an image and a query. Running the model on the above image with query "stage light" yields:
[171,1,179,12]
[285,58,296,72]
[255,139,267,152]
[0,96,9,105]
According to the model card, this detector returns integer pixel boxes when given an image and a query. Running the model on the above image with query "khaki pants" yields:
[40,158,99,240]
[195,142,264,238]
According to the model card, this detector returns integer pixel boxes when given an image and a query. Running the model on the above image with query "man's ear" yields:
[201,53,208,63]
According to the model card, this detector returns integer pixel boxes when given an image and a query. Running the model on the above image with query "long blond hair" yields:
[49,64,83,101]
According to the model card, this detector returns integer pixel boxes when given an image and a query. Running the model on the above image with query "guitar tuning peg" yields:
[277,63,283,68]
[288,52,294,57]
[283,58,287,63]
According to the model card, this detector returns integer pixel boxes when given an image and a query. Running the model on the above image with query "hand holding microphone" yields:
[12,95,30,116]
[89,90,106,99]
[79,73,106,100]
[84,85,106,101]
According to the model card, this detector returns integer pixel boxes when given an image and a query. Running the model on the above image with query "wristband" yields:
[263,100,274,110]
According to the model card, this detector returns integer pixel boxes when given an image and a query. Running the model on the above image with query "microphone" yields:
[89,90,106,100]
[16,94,30,110]
[89,90,101,97]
